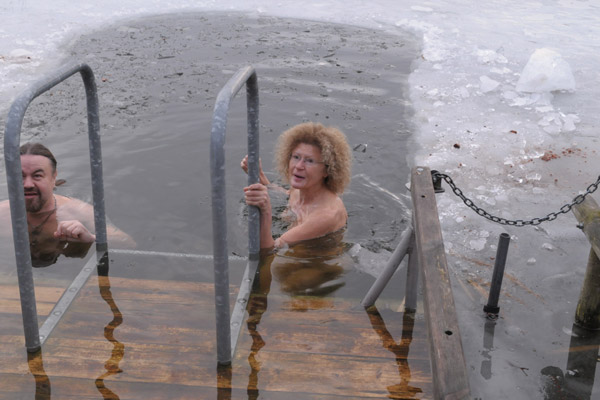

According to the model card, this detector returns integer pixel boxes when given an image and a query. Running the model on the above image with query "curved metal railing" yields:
[3,62,107,352]
[210,65,260,364]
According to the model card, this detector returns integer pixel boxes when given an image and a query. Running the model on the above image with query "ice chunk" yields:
[453,86,470,99]
[542,243,555,251]
[516,48,576,93]
[480,75,500,93]
[476,49,508,64]
[469,237,487,251]
[561,113,580,132]
[7,48,34,64]
[525,172,541,181]
[538,113,563,135]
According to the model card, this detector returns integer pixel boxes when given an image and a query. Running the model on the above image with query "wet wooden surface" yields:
[0,257,432,399]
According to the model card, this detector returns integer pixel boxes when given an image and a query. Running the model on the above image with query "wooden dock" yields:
[0,254,433,399]
[0,165,479,399]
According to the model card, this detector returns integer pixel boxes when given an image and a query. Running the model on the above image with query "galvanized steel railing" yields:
[210,65,260,365]
[3,62,108,352]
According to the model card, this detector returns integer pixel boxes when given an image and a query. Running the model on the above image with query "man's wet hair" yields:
[20,142,57,172]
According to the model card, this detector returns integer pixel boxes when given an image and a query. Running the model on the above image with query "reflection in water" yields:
[216,364,232,400]
[30,239,92,268]
[245,250,272,400]
[541,323,600,399]
[245,232,349,398]
[95,253,125,400]
[26,207,93,268]
[272,229,348,299]
[27,349,51,400]
[246,291,267,400]
[480,317,497,380]
[366,306,423,398]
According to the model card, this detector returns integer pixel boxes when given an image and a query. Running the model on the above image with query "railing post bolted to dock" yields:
[4,62,107,352]
[210,66,260,365]
[572,196,600,330]
[483,233,511,316]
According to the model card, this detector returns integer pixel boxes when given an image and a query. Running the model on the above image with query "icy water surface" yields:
[2,12,417,258]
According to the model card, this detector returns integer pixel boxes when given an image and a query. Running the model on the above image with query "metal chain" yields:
[431,171,600,227]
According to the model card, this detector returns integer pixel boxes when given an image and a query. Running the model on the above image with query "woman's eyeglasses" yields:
[290,153,326,167]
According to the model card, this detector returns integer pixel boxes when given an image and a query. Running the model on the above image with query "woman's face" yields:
[288,143,328,191]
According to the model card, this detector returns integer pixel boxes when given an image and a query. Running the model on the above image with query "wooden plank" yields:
[0,329,430,398]
[572,196,600,329]
[231,349,431,398]
[0,372,362,400]
[0,285,65,316]
[0,373,229,400]
[0,269,434,399]
[573,195,600,259]
[411,167,471,399]
[232,291,432,398]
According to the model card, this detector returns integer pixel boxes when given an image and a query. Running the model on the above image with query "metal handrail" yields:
[3,62,107,352]
[210,65,260,365]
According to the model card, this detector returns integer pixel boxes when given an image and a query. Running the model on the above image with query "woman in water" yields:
[242,123,352,375]
[242,122,352,249]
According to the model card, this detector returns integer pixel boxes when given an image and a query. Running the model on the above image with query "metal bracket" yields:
[431,170,445,193]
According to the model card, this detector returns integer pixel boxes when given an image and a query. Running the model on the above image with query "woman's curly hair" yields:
[275,122,352,194]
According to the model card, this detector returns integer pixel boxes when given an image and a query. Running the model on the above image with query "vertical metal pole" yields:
[211,97,232,365]
[484,233,511,315]
[4,96,40,352]
[80,65,107,248]
[246,73,260,259]
[210,66,258,365]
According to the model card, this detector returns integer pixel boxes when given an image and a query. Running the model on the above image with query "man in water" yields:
[0,142,135,266]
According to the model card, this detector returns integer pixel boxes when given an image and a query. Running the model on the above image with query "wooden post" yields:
[572,196,600,330]
[575,250,600,330]
[411,167,471,399]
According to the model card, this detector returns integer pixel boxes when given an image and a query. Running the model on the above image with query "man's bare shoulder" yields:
[55,195,95,226]
[56,195,93,213]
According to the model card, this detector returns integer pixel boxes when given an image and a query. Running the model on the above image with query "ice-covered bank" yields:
[1,0,600,398]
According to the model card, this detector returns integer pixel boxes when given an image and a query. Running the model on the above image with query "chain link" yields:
[431,171,600,227]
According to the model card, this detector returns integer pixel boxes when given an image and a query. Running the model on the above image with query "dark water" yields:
[1,12,419,282]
